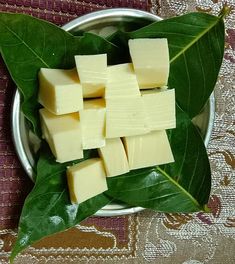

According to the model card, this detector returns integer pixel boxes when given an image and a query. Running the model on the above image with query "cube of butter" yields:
[39,108,83,163]
[142,88,176,130]
[129,38,169,88]
[80,99,106,149]
[38,68,83,115]
[67,158,108,204]
[123,130,174,170]
[98,138,129,177]
[106,97,148,138]
[75,54,107,98]
[105,63,140,98]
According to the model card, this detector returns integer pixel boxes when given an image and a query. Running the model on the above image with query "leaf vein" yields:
[128,192,182,202]
[163,21,209,29]
[183,53,191,112]
[214,24,223,61]
[157,166,201,207]
[0,20,50,68]
[110,179,169,193]
[196,41,206,109]
[170,17,220,63]
[188,146,199,192]
[176,125,189,182]
[23,190,66,222]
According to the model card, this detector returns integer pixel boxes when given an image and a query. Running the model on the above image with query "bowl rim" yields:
[61,8,160,31]
[11,8,215,217]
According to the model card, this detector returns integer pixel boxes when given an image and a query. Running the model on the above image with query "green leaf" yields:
[106,167,202,212]
[109,12,225,118]
[162,106,211,206]
[10,144,110,262]
[0,12,120,135]
[78,32,122,65]
[106,106,210,212]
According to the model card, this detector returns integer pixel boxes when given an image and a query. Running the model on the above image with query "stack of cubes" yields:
[38,38,176,205]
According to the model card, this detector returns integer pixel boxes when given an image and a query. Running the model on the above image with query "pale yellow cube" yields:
[67,158,108,204]
[105,63,140,98]
[142,88,176,130]
[98,138,129,177]
[129,38,169,88]
[39,108,83,163]
[106,97,148,138]
[75,54,107,98]
[123,130,174,170]
[80,99,106,149]
[38,68,83,115]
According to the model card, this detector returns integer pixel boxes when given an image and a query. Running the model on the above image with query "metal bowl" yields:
[11,8,215,217]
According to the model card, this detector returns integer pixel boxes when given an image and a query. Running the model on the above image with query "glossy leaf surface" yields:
[109,12,225,118]
[106,106,211,212]
[0,12,119,135]
[10,145,109,262]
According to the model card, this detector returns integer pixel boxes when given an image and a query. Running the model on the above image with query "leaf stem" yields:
[219,4,232,19]
[156,166,203,210]
[203,204,211,213]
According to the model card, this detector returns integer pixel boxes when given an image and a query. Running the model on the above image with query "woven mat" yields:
[0,0,235,263]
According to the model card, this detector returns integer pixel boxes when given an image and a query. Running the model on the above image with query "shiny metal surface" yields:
[62,8,159,32]
[11,8,215,217]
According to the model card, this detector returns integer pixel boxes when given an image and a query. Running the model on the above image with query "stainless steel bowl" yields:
[11,8,215,217]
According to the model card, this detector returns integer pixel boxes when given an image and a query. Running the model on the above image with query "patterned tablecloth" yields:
[0,0,234,263]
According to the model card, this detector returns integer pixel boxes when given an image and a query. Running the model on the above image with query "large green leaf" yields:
[109,12,225,118]
[106,106,211,212]
[106,167,203,212]
[0,12,120,135]
[10,144,109,262]
[162,106,211,205]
